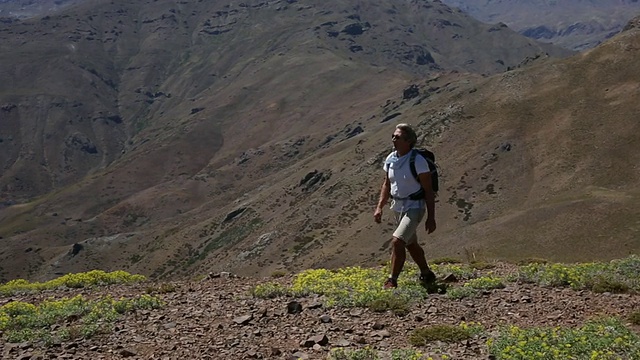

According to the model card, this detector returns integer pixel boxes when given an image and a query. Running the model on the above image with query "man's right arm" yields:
[374,175,390,223]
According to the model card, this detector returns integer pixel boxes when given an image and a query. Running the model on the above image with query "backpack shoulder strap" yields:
[409,149,418,181]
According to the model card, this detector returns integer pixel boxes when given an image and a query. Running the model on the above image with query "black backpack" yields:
[409,148,439,193]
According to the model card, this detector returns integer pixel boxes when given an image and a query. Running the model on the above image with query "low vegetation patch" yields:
[589,276,630,294]
[252,257,640,309]
[464,276,506,290]
[251,282,290,299]
[516,257,548,266]
[368,293,410,316]
[328,346,424,360]
[410,322,483,346]
[291,266,428,308]
[488,318,640,360]
[469,261,496,270]
[430,263,477,281]
[445,286,479,299]
[328,318,640,359]
[270,270,287,278]
[145,282,177,294]
[518,255,640,293]
[629,311,640,326]
[252,265,436,309]
[327,346,378,360]
[0,270,146,296]
[0,294,163,345]
[444,276,505,299]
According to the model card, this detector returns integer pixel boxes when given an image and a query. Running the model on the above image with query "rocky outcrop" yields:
[623,15,640,31]
[299,170,331,192]
[65,133,98,154]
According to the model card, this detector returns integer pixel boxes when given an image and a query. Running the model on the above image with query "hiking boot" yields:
[419,270,447,294]
[383,277,398,289]
[419,270,437,286]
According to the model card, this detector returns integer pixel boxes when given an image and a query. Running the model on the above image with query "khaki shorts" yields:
[392,208,425,245]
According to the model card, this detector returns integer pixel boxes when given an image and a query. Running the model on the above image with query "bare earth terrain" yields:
[1,262,639,360]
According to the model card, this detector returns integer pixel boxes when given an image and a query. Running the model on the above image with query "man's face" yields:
[392,129,408,150]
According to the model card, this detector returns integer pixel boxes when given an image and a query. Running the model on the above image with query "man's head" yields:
[393,123,417,150]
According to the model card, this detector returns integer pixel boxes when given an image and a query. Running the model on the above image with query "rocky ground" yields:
[1,263,639,360]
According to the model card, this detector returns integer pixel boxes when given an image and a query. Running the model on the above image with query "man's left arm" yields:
[417,172,436,233]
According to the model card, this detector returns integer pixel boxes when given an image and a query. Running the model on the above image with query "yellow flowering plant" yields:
[0,270,146,295]
[488,318,640,359]
[291,266,428,308]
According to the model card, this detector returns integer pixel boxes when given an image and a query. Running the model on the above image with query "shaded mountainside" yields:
[0,0,570,198]
[442,0,640,51]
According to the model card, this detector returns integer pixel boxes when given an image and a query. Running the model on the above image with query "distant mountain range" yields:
[442,0,640,50]
[0,0,83,19]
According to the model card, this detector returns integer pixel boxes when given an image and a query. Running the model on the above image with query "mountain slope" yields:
[0,2,640,279]
[0,0,577,282]
[0,0,571,200]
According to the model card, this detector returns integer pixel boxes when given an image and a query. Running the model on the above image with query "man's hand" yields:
[374,207,383,223]
[425,217,436,233]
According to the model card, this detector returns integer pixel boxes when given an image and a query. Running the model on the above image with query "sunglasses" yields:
[392,134,404,141]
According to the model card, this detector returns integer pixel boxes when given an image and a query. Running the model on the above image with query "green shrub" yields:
[590,277,630,294]
[470,261,496,270]
[327,347,429,360]
[146,283,176,294]
[446,286,479,299]
[629,311,640,325]
[368,294,410,316]
[409,324,475,346]
[390,349,425,360]
[516,257,549,266]
[270,270,287,278]
[465,276,505,290]
[251,282,289,298]
[328,346,378,360]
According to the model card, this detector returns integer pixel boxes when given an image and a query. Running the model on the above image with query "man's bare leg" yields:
[390,237,406,278]
[406,235,430,273]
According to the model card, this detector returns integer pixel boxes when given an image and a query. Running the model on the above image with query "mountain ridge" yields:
[442,0,640,50]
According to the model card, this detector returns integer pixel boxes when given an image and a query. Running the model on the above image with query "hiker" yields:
[374,123,437,289]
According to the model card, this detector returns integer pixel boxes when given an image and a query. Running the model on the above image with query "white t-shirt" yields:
[383,150,430,212]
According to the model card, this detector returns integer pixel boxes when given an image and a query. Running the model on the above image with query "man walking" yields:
[374,123,437,289]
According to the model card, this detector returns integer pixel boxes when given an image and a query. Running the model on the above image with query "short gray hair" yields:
[396,123,417,148]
